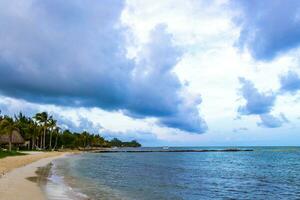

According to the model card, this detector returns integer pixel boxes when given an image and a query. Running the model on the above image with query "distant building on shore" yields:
[0,130,25,147]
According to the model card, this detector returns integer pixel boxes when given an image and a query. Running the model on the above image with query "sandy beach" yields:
[0,152,67,200]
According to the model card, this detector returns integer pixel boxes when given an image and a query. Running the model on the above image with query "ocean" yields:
[45,147,300,199]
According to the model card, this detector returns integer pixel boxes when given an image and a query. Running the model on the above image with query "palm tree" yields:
[81,131,90,149]
[53,126,61,150]
[48,117,57,150]
[28,119,40,150]
[15,112,31,149]
[0,116,19,151]
[34,112,50,150]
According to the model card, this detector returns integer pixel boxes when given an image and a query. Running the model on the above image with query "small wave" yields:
[45,162,89,200]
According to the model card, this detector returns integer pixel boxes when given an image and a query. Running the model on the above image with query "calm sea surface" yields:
[47,147,300,200]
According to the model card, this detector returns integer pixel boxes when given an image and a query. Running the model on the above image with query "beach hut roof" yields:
[0,130,25,144]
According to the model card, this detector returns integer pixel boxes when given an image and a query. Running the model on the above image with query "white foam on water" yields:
[45,162,89,200]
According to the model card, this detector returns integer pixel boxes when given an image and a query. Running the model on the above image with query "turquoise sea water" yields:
[47,147,300,199]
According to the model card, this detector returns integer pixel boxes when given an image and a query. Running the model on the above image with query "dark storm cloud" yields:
[0,0,206,133]
[234,0,300,60]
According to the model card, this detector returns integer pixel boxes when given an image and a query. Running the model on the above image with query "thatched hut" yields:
[0,130,25,145]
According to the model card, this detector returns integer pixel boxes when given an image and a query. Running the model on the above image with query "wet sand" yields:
[0,152,67,200]
[0,151,64,176]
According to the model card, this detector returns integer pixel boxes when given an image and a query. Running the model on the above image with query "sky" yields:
[1,0,300,146]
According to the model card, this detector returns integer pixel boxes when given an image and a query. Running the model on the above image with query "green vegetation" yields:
[0,117,19,151]
[0,111,141,151]
[109,138,141,147]
[0,150,26,159]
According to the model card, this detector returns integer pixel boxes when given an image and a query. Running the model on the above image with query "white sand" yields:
[0,154,67,200]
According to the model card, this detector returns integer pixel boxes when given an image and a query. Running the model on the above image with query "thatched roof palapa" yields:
[0,130,25,144]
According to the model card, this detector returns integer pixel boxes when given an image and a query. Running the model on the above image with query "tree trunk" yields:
[53,133,58,150]
[43,126,46,149]
[49,131,52,150]
[9,133,12,151]
[32,137,36,150]
[40,134,42,149]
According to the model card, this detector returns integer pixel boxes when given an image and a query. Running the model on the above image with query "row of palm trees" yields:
[0,111,60,151]
[33,112,58,150]
[0,111,141,151]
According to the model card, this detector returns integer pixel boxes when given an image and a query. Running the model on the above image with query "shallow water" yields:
[48,147,300,200]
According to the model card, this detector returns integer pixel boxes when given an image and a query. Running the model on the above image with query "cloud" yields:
[56,115,103,134]
[159,92,207,133]
[234,0,300,60]
[102,129,158,144]
[257,113,288,128]
[0,0,206,133]
[52,111,162,145]
[237,77,288,128]
[233,127,248,133]
[238,78,276,115]
[280,71,300,93]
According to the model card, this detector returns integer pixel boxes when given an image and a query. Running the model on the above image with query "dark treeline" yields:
[0,111,141,151]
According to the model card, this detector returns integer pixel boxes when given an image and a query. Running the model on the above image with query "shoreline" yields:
[93,148,254,153]
[0,152,70,200]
